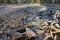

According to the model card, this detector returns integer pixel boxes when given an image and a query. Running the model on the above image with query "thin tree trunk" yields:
[1,0,3,3]
[52,0,55,4]
[30,0,34,4]
[37,0,40,4]
[7,0,11,4]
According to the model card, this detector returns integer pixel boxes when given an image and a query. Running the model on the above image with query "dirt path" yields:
[0,4,40,14]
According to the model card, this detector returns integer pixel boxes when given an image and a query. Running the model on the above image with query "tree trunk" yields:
[52,0,55,4]
[1,0,3,3]
[30,0,34,4]
[37,0,40,4]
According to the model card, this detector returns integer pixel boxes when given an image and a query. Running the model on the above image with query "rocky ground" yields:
[0,4,60,40]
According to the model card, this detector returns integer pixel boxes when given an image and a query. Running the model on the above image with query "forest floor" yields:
[0,4,60,40]
[0,4,60,14]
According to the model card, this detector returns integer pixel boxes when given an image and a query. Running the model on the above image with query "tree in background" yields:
[0,0,60,4]
[0,0,4,3]
[55,0,60,4]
